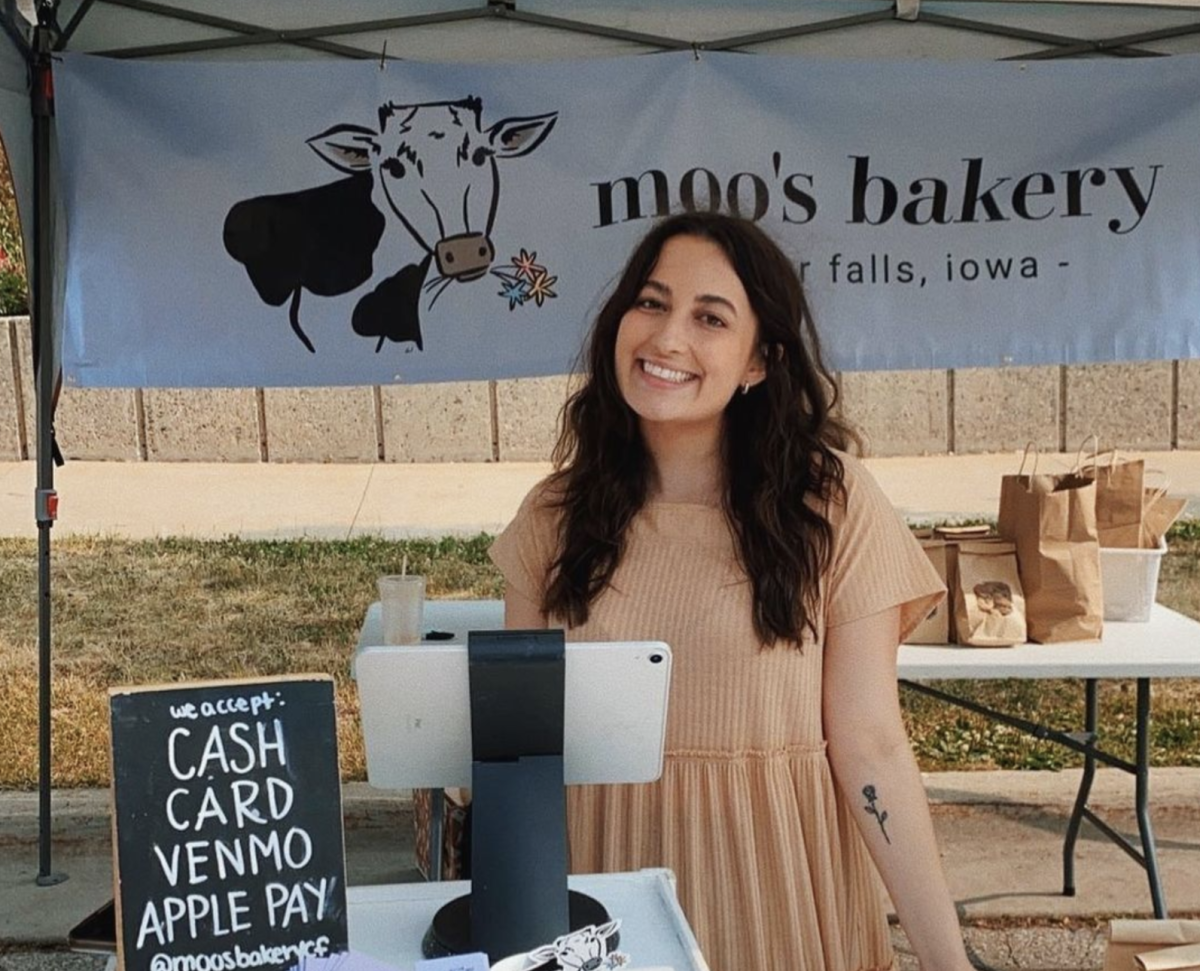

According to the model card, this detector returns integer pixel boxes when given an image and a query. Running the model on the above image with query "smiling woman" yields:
[489,212,972,971]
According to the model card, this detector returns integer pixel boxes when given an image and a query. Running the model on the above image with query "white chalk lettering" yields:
[194,787,229,832]
[153,843,181,886]
[185,840,211,885]
[168,728,195,781]
[257,719,286,768]
[225,722,255,773]
[166,789,191,833]
[264,877,329,929]
[168,720,288,781]
[212,838,245,880]
[229,780,266,828]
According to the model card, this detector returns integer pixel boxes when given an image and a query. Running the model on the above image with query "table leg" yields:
[1136,679,1168,919]
[429,787,444,882]
[1062,679,1098,897]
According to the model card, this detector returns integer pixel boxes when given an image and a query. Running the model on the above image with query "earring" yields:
[740,382,751,395]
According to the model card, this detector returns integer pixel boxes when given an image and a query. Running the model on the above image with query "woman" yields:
[490,212,971,971]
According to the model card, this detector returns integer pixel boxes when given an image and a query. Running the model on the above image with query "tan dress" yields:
[489,453,945,971]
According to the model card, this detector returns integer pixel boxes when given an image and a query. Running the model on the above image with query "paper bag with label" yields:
[955,540,1027,646]
[930,526,994,644]
[905,539,951,644]
[1104,920,1200,971]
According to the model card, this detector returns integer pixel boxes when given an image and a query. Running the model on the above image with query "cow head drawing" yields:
[526,920,624,971]
[223,96,557,355]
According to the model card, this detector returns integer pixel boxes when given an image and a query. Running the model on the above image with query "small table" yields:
[358,600,1200,918]
[347,869,710,970]
[898,604,1200,919]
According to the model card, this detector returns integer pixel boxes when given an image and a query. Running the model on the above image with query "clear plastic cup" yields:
[377,575,425,645]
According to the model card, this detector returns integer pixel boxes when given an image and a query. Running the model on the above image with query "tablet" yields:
[356,639,672,788]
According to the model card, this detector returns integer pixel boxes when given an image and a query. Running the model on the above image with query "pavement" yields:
[3,448,1200,541]
[1,449,1199,969]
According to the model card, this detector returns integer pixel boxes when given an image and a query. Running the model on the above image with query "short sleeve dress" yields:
[489,452,945,971]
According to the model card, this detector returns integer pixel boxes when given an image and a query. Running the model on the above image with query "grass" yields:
[0,531,1198,788]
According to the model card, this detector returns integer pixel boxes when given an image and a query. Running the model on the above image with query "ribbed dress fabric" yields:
[489,452,945,971]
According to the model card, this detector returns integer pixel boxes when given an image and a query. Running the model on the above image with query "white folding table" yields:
[347,869,709,970]
[899,603,1200,919]
[359,599,1200,918]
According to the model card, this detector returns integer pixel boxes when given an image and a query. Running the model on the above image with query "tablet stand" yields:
[422,630,612,960]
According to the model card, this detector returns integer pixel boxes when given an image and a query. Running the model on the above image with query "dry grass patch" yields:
[1,531,1198,788]
[0,535,501,788]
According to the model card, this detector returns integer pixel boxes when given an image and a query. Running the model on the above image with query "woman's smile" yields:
[639,358,697,385]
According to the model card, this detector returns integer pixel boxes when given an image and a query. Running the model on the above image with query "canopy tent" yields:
[3,0,1200,886]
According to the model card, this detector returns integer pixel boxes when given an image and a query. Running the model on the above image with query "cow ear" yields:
[486,112,558,159]
[527,945,556,963]
[307,124,378,173]
[597,919,620,941]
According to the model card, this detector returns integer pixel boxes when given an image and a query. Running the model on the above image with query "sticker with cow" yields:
[223,97,558,354]
[523,921,628,971]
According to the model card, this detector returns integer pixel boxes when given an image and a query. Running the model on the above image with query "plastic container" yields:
[1099,538,1167,622]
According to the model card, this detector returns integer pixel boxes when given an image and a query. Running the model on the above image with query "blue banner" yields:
[55,51,1200,387]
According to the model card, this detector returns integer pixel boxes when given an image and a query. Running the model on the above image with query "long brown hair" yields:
[545,212,857,646]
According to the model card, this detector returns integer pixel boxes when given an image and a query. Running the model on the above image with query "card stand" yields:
[421,630,612,961]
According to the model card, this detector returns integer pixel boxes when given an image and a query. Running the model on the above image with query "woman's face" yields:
[614,234,765,444]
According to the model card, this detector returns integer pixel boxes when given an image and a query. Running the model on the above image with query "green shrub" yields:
[0,147,28,315]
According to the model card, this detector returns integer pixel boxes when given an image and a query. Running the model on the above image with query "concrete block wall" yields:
[0,318,1192,462]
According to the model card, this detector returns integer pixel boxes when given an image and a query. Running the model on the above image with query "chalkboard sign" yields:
[109,675,348,971]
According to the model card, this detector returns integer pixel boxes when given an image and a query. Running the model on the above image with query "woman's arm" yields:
[823,605,972,971]
[504,584,549,629]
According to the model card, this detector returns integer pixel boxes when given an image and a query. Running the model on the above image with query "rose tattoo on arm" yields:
[862,784,891,844]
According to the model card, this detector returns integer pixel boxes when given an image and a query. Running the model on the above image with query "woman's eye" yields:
[636,296,665,311]
[699,313,727,329]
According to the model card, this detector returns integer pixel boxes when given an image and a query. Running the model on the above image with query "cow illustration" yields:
[526,920,624,970]
[223,97,557,353]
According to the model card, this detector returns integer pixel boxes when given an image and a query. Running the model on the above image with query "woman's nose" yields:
[649,308,689,352]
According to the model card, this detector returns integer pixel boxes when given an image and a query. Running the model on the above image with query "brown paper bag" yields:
[905,540,950,644]
[930,526,996,643]
[1143,487,1186,550]
[1104,920,1200,971]
[954,540,1027,646]
[1139,945,1200,971]
[998,450,1103,642]
[1079,449,1146,549]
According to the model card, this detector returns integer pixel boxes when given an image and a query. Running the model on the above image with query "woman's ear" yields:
[743,349,769,389]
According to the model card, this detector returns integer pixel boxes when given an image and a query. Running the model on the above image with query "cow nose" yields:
[435,233,494,282]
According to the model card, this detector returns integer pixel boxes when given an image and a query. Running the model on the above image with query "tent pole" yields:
[32,4,65,888]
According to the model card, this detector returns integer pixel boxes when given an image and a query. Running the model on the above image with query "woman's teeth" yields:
[642,361,694,384]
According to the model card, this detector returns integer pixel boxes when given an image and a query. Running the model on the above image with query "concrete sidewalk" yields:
[1,448,1200,540]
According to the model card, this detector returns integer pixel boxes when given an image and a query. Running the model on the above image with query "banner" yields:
[55,51,1200,387]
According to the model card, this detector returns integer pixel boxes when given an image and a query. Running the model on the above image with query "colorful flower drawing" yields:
[491,249,559,311]
[496,274,529,310]
[527,270,558,307]
[511,248,546,281]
